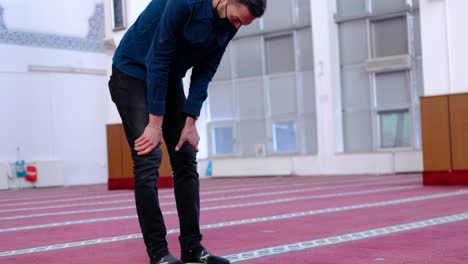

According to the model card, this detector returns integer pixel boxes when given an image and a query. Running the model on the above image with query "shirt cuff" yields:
[184,99,203,117]
[148,100,166,115]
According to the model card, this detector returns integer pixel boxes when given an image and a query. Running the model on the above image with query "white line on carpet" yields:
[0,185,419,231]
[223,212,468,262]
[0,178,418,214]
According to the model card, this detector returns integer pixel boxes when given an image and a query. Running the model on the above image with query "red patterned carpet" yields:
[1,174,467,263]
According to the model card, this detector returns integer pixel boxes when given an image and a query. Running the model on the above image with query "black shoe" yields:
[181,247,230,264]
[151,253,184,264]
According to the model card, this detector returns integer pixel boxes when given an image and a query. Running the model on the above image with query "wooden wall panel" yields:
[420,96,452,171]
[106,124,123,179]
[107,124,173,180]
[449,94,468,170]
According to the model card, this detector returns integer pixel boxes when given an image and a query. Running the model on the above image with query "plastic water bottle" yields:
[15,147,27,178]
[205,160,213,177]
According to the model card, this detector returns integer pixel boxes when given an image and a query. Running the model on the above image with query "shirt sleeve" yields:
[145,0,190,116]
[185,34,234,117]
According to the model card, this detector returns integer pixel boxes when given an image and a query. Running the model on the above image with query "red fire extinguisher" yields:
[26,165,38,183]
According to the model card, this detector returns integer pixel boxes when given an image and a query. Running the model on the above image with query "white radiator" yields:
[35,160,65,188]
[0,163,8,190]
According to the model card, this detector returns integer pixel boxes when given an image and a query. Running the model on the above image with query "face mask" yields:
[213,1,237,32]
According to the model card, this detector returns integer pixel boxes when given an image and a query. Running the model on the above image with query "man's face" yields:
[226,1,256,29]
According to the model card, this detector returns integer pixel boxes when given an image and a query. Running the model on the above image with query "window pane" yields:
[380,111,411,148]
[339,20,368,65]
[413,12,422,56]
[337,0,367,17]
[375,71,409,108]
[372,17,408,58]
[112,0,126,29]
[415,58,424,98]
[372,0,406,13]
[233,37,263,78]
[297,0,311,26]
[269,74,297,115]
[303,115,318,154]
[263,0,293,31]
[343,110,373,152]
[300,71,316,113]
[342,66,370,109]
[239,121,266,156]
[238,78,265,118]
[273,122,297,152]
[213,127,234,155]
[266,34,295,74]
[297,28,314,71]
[209,83,235,119]
[213,48,231,81]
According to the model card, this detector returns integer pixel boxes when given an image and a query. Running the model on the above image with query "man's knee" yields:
[132,146,163,188]
[171,142,197,165]
[171,143,198,176]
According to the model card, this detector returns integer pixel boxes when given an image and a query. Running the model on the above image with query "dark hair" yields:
[236,0,266,18]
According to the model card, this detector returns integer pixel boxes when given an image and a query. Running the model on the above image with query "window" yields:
[336,0,422,151]
[337,0,366,18]
[232,37,263,78]
[297,28,314,71]
[239,121,266,156]
[213,127,234,155]
[213,48,232,81]
[209,83,235,120]
[273,122,297,153]
[375,71,409,109]
[206,0,317,158]
[339,20,368,65]
[238,78,265,119]
[268,74,297,115]
[262,0,294,31]
[296,0,311,26]
[265,34,295,74]
[379,111,411,148]
[371,0,407,14]
[343,110,373,152]
[111,0,127,31]
[371,17,408,58]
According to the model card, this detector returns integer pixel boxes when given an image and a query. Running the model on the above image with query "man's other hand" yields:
[175,117,199,152]
[134,115,164,156]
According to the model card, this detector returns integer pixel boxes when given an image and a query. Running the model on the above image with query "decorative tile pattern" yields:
[0,3,105,53]
[0,4,7,30]
[0,30,104,53]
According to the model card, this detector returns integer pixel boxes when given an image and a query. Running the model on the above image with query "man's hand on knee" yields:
[135,115,164,156]
[176,116,199,152]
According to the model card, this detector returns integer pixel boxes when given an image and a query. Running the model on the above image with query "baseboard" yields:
[423,170,468,185]
[108,176,174,190]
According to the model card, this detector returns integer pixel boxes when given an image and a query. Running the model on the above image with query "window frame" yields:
[110,0,127,31]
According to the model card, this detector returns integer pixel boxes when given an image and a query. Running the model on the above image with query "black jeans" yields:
[108,65,202,259]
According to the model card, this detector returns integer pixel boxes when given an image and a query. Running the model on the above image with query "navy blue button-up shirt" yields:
[113,0,236,116]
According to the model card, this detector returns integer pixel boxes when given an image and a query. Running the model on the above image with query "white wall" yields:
[0,0,108,186]
[445,0,468,93]
[420,0,468,96]
[2,0,97,36]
